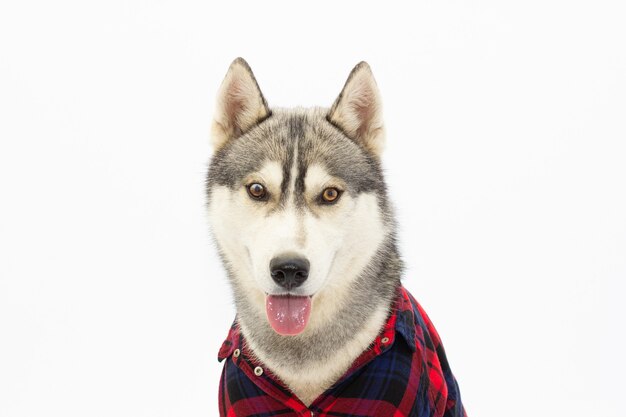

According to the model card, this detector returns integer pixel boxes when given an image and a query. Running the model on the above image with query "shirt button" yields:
[381,336,390,344]
[233,349,240,358]
[254,366,263,376]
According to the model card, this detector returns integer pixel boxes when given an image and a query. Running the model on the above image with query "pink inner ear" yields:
[223,79,250,136]
[349,83,377,137]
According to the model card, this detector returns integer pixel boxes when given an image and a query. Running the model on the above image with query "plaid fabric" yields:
[217,286,466,417]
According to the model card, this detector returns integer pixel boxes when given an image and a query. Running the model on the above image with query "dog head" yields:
[206,58,396,336]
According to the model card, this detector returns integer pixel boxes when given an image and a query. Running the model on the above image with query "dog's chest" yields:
[251,304,390,406]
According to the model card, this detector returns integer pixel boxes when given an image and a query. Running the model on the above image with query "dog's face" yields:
[207,59,393,336]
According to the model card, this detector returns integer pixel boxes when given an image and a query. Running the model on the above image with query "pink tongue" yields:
[265,295,312,336]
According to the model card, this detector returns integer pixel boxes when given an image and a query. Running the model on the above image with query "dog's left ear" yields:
[327,62,385,157]
[211,58,271,151]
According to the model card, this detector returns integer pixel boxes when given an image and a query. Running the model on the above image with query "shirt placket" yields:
[231,346,312,415]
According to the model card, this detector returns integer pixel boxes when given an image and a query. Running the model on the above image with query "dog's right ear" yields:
[211,58,270,151]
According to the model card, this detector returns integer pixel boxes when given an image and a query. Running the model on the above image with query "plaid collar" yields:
[217,286,466,417]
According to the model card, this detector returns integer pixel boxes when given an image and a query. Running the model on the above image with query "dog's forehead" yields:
[208,108,382,193]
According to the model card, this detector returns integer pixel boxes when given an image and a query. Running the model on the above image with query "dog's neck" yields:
[232,242,403,406]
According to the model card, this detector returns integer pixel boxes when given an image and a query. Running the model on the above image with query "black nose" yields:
[269,255,310,291]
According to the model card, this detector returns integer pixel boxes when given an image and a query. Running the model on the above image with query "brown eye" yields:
[321,187,341,204]
[247,183,267,200]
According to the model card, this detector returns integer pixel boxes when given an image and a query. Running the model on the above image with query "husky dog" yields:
[206,59,464,415]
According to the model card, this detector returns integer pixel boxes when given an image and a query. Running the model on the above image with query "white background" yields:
[1,1,625,416]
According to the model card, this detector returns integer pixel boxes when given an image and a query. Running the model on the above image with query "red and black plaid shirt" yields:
[218,286,466,417]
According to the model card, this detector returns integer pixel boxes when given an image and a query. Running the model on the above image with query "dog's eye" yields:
[247,183,267,200]
[321,187,341,204]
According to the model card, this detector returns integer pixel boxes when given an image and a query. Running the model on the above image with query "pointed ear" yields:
[327,62,385,157]
[211,58,271,150]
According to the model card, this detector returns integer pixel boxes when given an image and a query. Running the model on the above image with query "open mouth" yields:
[265,294,312,336]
